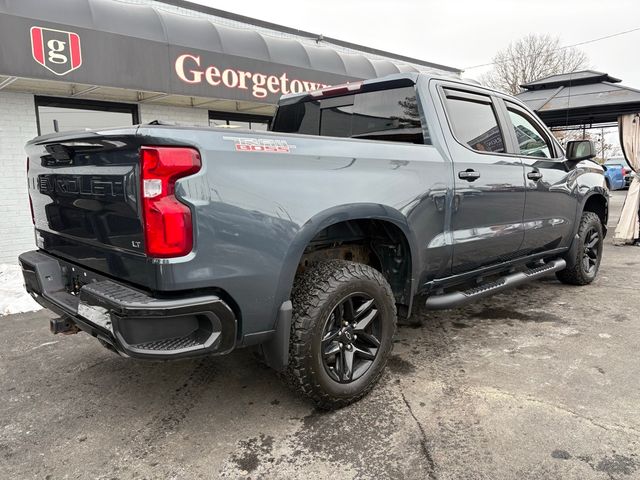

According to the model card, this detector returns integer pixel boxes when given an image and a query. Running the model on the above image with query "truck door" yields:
[499,100,576,253]
[439,87,526,272]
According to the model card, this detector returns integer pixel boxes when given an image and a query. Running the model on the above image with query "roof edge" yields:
[520,70,622,90]
[155,0,462,73]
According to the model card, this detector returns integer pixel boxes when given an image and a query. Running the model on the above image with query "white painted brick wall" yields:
[0,92,37,264]
[139,104,209,126]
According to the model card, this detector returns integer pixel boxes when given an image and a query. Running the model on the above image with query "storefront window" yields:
[209,111,271,131]
[35,97,138,135]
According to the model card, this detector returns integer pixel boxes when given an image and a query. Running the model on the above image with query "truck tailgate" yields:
[24,128,155,287]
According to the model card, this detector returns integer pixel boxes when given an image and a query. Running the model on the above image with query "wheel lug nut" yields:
[353,335,358,340]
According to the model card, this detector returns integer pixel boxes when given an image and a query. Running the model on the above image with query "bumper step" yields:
[132,332,203,351]
[19,250,237,359]
[425,258,566,310]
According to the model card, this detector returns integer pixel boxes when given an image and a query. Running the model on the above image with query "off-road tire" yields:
[556,211,604,285]
[287,260,396,409]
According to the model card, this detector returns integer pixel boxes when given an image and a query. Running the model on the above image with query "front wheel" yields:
[556,211,604,285]
[287,260,397,409]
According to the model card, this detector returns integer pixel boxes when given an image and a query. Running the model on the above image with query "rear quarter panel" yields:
[136,106,453,338]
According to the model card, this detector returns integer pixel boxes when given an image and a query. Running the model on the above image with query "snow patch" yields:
[0,264,42,316]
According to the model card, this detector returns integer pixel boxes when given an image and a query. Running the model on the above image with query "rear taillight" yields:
[27,157,34,225]
[140,146,201,258]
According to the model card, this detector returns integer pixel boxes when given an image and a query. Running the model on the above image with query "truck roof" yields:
[277,72,510,106]
[277,72,420,105]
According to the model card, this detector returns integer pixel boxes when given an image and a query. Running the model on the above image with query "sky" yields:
[190,0,639,154]
[190,0,640,87]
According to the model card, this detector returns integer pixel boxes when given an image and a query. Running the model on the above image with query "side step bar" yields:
[425,258,566,310]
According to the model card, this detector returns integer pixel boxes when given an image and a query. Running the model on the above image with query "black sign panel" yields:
[0,14,362,104]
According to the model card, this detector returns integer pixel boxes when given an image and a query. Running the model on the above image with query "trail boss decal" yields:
[223,136,296,153]
[31,26,82,76]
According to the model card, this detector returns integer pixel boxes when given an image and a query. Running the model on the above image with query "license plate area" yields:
[62,263,105,296]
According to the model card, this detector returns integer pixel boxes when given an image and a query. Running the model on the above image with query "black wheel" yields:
[556,211,604,285]
[288,260,396,409]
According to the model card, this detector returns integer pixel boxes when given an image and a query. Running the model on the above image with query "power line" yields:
[464,26,640,70]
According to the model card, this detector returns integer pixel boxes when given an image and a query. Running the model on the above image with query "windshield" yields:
[605,158,625,165]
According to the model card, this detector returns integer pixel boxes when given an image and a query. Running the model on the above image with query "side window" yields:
[444,91,505,153]
[506,107,553,158]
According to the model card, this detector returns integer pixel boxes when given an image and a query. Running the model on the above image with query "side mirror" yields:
[566,140,596,161]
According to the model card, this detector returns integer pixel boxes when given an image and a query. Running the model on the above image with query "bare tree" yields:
[480,34,589,95]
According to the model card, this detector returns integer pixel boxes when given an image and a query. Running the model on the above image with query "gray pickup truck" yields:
[20,73,607,408]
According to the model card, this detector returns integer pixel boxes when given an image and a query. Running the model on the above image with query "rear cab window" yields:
[271,86,429,145]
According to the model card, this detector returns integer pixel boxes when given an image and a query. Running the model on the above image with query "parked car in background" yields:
[604,157,632,189]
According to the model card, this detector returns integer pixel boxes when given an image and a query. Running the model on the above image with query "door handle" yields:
[527,171,543,181]
[458,169,480,181]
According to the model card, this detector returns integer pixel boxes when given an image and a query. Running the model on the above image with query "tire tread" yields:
[556,211,603,285]
[287,260,396,409]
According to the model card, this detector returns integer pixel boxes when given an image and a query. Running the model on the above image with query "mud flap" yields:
[261,301,293,372]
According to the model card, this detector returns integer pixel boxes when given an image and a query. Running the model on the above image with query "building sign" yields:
[0,13,362,105]
[30,26,82,76]
[174,53,330,100]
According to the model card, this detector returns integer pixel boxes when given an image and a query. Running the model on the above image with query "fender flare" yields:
[566,188,609,260]
[261,203,420,371]
[578,188,609,229]
[274,203,421,309]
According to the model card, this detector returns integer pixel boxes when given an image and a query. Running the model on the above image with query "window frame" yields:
[499,100,563,160]
[438,86,512,157]
[34,96,139,136]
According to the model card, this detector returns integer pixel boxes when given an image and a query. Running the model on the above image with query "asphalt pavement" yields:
[1,190,639,480]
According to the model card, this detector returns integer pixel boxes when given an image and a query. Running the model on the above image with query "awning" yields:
[0,0,457,104]
[516,70,640,127]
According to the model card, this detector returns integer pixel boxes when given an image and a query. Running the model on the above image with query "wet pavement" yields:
[1,191,639,480]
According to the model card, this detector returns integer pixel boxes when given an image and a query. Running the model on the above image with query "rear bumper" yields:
[19,250,237,359]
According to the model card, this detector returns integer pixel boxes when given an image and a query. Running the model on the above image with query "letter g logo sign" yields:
[47,39,68,64]
[31,26,82,76]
